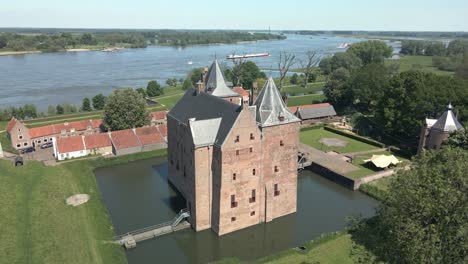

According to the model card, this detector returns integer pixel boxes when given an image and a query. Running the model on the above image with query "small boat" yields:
[226,53,270,59]
[337,43,351,49]
[187,61,193,65]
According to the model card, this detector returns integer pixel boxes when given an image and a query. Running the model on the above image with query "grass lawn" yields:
[282,82,325,95]
[213,231,373,264]
[385,55,454,75]
[345,151,410,179]
[0,131,18,154]
[0,148,166,263]
[287,94,326,107]
[156,93,184,109]
[300,128,379,153]
[0,120,8,131]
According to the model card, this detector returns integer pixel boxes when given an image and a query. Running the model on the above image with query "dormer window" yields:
[279,116,285,122]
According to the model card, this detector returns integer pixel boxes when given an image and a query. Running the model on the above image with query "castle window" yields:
[279,116,285,121]
[274,166,279,172]
[176,161,180,170]
[44,139,48,142]
[250,133,255,140]
[249,147,253,153]
[235,135,239,143]
[183,167,186,177]
[232,173,236,180]
[274,184,280,196]
[252,169,256,175]
[250,211,255,216]
[280,140,284,146]
[231,216,236,222]
[18,128,21,132]
[249,189,256,203]
[16,144,21,148]
[231,195,238,208]
[24,142,28,146]
[236,150,240,155]
[18,135,23,139]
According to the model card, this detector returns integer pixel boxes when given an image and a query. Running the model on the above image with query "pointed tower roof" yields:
[254,77,300,127]
[431,103,464,132]
[205,60,239,98]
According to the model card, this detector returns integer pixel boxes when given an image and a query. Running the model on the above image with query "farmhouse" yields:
[84,133,113,156]
[54,135,87,161]
[167,76,300,236]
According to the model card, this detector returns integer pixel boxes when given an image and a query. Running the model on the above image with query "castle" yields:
[167,60,301,236]
[417,103,464,154]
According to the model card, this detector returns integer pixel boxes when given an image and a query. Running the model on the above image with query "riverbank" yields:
[0,47,126,56]
[0,149,167,264]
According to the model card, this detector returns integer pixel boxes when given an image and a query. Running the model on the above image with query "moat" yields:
[95,157,378,264]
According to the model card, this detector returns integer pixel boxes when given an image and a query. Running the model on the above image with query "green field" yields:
[282,82,325,95]
[359,176,395,201]
[300,128,379,153]
[385,55,454,75]
[0,131,18,154]
[287,94,326,107]
[0,149,167,264]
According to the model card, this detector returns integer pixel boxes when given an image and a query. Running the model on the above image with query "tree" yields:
[56,105,64,115]
[146,80,164,97]
[230,56,247,86]
[425,42,446,56]
[347,40,393,64]
[374,148,468,263]
[319,56,332,75]
[80,33,97,45]
[443,129,468,150]
[0,35,6,49]
[456,53,468,80]
[189,68,204,86]
[47,105,56,116]
[136,88,147,98]
[290,73,299,85]
[278,51,297,89]
[299,50,320,87]
[447,39,468,56]
[231,61,266,89]
[102,88,150,131]
[182,78,193,90]
[22,104,37,118]
[323,67,352,108]
[330,52,362,72]
[81,97,92,111]
[92,94,106,110]
[166,78,177,87]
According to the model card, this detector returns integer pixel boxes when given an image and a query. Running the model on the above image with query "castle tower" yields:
[254,77,301,222]
[418,103,464,154]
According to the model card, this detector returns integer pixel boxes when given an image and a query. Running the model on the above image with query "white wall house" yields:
[53,136,88,161]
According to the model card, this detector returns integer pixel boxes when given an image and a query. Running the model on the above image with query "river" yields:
[95,157,378,264]
[0,34,383,111]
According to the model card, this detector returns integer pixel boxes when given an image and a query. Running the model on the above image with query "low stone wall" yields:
[308,163,356,189]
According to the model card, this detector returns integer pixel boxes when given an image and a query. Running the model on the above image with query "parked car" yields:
[20,147,35,154]
[41,142,53,149]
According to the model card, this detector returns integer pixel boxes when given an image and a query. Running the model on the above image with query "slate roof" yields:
[56,135,85,153]
[168,88,241,146]
[431,103,464,132]
[290,103,337,120]
[205,60,239,98]
[189,118,222,146]
[254,77,300,127]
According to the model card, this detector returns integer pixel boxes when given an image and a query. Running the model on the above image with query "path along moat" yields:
[95,157,378,264]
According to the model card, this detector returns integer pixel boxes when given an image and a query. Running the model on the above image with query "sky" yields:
[0,0,467,31]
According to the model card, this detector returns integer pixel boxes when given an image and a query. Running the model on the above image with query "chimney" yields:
[282,94,288,105]
[196,81,204,94]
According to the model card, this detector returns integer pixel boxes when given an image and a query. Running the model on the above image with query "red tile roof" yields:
[84,133,112,149]
[135,126,165,145]
[110,129,141,150]
[29,119,102,138]
[288,103,331,113]
[151,111,168,121]
[232,86,249,97]
[56,136,85,153]
[157,124,167,137]
[6,118,17,133]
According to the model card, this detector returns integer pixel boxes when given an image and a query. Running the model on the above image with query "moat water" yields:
[95,157,378,264]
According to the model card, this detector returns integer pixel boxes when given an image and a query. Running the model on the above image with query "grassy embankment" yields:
[345,151,410,179]
[300,128,379,153]
[0,148,167,264]
[385,55,454,75]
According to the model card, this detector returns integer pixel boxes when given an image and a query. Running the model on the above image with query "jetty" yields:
[114,209,190,249]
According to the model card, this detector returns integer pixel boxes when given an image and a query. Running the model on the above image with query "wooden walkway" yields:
[114,209,190,249]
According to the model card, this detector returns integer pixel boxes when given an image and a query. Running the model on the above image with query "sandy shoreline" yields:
[0,50,42,56]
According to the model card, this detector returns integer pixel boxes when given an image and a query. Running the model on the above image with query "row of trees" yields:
[0,32,148,52]
[321,40,468,144]
[400,39,468,56]
[155,31,285,46]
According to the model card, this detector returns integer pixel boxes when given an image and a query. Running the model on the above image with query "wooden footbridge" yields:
[114,209,190,249]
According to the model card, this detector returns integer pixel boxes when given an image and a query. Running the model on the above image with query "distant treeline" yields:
[282,30,468,39]
[0,30,286,52]
[154,31,286,46]
[400,39,468,72]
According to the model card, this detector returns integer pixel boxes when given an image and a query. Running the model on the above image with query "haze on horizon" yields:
[0,0,467,32]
